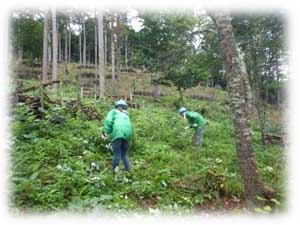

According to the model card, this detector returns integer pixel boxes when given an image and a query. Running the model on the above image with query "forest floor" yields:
[9,63,287,215]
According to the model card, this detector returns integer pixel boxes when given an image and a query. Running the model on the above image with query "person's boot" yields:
[114,166,119,173]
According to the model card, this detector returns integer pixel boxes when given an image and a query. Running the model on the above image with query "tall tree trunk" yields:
[125,35,128,71]
[48,29,52,64]
[98,11,105,98]
[275,55,281,107]
[111,21,116,96]
[212,12,273,209]
[52,8,58,89]
[104,22,107,67]
[64,26,68,62]
[83,17,86,67]
[42,11,49,82]
[116,38,121,79]
[58,32,62,62]
[79,26,82,65]
[116,15,121,80]
[68,20,71,63]
[95,21,98,69]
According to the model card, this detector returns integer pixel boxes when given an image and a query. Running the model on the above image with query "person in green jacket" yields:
[102,100,132,172]
[178,107,208,148]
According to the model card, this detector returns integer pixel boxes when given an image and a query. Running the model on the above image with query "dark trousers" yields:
[112,138,130,171]
[193,127,204,148]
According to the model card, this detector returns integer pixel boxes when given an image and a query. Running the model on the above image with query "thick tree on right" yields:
[211,11,276,209]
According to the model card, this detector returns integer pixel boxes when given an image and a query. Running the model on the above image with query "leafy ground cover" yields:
[9,81,286,214]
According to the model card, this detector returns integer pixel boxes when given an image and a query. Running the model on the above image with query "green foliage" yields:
[254,196,282,214]
[231,13,287,104]
[10,89,285,213]
[11,11,43,61]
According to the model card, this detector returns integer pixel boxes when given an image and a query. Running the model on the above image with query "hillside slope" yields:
[10,77,286,214]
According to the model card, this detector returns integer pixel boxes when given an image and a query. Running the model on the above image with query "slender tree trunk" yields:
[116,38,121,79]
[116,42,121,80]
[64,27,68,62]
[83,18,86,67]
[58,32,62,62]
[212,12,271,209]
[130,47,133,69]
[95,21,98,68]
[104,23,107,67]
[116,15,121,80]
[48,29,52,64]
[275,55,281,107]
[111,21,116,96]
[42,11,48,82]
[52,8,58,89]
[68,20,71,63]
[125,35,128,71]
[98,10,105,98]
[79,26,82,65]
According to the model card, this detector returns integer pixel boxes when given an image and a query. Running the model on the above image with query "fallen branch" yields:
[265,133,285,144]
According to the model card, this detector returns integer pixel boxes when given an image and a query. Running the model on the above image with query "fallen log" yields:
[265,133,285,144]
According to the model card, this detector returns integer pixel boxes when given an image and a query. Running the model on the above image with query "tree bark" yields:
[52,8,58,89]
[48,28,52,64]
[95,21,98,68]
[79,24,82,65]
[83,17,86,67]
[116,15,121,80]
[212,12,266,209]
[125,35,128,71]
[64,25,68,62]
[111,21,116,96]
[98,10,105,99]
[68,19,71,63]
[58,32,62,62]
[42,11,48,82]
[104,21,107,67]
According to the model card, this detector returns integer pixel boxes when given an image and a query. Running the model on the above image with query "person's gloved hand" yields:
[101,132,108,140]
[184,126,189,130]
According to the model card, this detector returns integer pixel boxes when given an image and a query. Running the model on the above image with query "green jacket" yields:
[186,111,207,130]
[103,109,133,143]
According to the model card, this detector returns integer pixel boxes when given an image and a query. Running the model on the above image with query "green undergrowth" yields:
[9,84,286,214]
